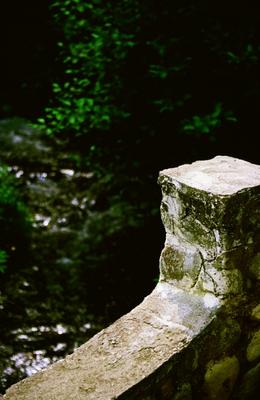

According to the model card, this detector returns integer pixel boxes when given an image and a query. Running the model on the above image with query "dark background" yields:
[0,0,259,392]
[0,1,258,161]
[0,1,57,118]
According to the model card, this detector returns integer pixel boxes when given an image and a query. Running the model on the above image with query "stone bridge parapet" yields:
[4,156,260,400]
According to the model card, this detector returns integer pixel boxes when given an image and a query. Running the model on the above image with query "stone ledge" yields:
[4,156,260,399]
[4,283,220,400]
[158,156,260,297]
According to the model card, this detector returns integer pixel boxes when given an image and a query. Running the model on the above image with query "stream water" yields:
[0,118,108,393]
[0,118,160,394]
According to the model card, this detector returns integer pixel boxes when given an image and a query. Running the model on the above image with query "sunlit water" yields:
[0,119,158,394]
[0,121,106,393]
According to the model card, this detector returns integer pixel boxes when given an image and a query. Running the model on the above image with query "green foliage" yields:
[0,165,29,218]
[0,165,18,203]
[227,43,260,65]
[37,1,260,312]
[182,103,237,138]
[39,1,260,226]
[0,249,7,273]
[41,0,260,156]
[41,0,139,135]
[0,164,31,268]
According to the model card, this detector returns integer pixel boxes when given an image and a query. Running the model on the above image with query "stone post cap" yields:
[159,155,260,195]
[158,156,260,297]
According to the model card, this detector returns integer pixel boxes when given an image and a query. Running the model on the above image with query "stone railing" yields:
[4,156,260,399]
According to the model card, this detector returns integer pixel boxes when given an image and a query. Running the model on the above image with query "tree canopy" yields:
[42,0,259,167]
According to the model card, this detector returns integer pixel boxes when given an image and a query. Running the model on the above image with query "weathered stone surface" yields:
[251,304,260,321]
[4,156,260,399]
[247,329,260,362]
[160,156,260,195]
[158,156,260,297]
[249,253,260,281]
[4,283,219,400]
[202,355,240,400]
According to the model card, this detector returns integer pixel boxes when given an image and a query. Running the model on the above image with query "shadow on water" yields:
[0,118,160,393]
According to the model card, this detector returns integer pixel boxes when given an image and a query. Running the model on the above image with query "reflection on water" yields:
[5,350,54,377]
[60,169,75,177]
[1,302,103,392]
[0,119,158,394]
[0,120,106,393]
[3,323,93,383]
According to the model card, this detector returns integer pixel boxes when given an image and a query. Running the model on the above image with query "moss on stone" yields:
[251,304,260,321]
[160,245,184,281]
[247,330,260,362]
[203,355,239,400]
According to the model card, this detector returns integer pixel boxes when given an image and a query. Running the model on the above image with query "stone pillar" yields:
[159,155,260,297]
[4,156,260,400]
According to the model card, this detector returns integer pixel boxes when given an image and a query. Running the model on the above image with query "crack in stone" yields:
[195,251,218,295]
[142,320,162,331]
[125,316,162,332]
[204,269,218,295]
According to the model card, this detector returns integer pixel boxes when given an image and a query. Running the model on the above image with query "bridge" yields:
[4,156,260,399]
